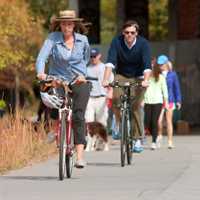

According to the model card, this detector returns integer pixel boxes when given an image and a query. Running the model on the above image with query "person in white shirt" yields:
[85,48,113,151]
[85,48,113,126]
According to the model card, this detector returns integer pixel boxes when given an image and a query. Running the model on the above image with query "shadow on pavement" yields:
[0,176,78,181]
[87,162,120,167]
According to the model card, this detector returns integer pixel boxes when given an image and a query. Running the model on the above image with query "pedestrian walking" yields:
[157,55,182,149]
[85,48,113,151]
[144,62,168,150]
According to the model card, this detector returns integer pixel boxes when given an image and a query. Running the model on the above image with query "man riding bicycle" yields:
[103,20,151,152]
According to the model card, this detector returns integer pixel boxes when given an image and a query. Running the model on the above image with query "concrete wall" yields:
[92,40,200,125]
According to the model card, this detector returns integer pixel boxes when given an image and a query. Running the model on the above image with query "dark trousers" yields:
[71,82,90,145]
[144,103,162,143]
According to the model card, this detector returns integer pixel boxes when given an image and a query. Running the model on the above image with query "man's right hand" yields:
[37,73,47,80]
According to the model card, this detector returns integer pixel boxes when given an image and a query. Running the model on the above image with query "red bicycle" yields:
[40,75,97,180]
[40,75,75,180]
[57,89,74,180]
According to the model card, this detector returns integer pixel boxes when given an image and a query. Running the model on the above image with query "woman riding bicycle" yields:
[36,10,90,168]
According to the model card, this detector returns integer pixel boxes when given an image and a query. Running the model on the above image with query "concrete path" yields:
[0,135,200,200]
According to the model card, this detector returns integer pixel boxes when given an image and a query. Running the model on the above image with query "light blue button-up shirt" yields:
[36,31,90,82]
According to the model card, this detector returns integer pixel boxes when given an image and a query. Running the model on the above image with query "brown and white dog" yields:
[85,122,109,152]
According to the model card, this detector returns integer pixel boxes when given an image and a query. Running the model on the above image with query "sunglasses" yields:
[124,31,137,35]
[90,55,97,58]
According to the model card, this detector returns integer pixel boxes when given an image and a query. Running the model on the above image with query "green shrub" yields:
[0,100,6,109]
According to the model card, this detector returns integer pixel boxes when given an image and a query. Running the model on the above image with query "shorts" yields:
[162,102,176,110]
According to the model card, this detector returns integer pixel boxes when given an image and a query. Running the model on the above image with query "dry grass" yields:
[0,111,57,174]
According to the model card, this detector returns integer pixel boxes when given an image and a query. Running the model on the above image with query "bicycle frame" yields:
[57,95,75,180]
[56,104,73,154]
[120,86,132,121]
[110,81,139,166]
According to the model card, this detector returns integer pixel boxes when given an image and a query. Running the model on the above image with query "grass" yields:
[0,111,57,174]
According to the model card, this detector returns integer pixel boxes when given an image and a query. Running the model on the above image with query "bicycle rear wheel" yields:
[126,113,133,165]
[120,110,126,167]
[59,112,67,181]
[66,126,75,178]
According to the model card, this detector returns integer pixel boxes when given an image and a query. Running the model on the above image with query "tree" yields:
[149,0,168,41]
[0,0,44,108]
[101,0,117,44]
[26,0,69,31]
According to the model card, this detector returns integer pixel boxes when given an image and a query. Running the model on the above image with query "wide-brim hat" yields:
[55,10,83,22]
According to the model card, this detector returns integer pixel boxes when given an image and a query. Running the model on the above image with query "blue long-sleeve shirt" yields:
[166,71,182,103]
[106,35,151,77]
[36,32,90,82]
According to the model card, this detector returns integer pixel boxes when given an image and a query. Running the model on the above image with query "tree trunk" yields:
[116,0,125,34]
[15,73,20,110]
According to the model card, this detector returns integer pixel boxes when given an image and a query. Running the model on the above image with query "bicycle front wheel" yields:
[59,112,67,181]
[120,110,126,167]
[126,113,133,165]
[66,125,75,178]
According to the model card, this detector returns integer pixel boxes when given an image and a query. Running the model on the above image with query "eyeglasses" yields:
[124,31,137,35]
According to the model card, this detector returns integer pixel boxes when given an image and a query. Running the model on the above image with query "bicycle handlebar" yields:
[109,81,140,88]
[38,75,98,93]
[39,75,98,84]
[85,76,98,81]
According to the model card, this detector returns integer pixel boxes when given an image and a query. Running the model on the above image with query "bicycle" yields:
[109,81,140,167]
[39,75,97,180]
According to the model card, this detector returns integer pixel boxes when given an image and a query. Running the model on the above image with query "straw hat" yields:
[55,10,83,22]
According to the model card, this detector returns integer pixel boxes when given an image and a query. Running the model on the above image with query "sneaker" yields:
[151,143,156,150]
[168,141,174,149]
[74,160,86,168]
[133,146,144,153]
[112,131,121,140]
[132,139,143,153]
[156,135,163,148]
[46,132,56,143]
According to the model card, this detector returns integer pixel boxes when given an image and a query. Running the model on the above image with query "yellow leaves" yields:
[0,0,44,71]
[101,0,117,44]
[149,0,168,41]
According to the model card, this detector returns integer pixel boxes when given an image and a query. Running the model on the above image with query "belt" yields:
[90,95,106,98]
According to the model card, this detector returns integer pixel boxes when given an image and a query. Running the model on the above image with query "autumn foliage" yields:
[0,0,44,89]
[0,112,56,174]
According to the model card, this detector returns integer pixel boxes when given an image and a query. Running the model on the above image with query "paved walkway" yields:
[0,135,200,200]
